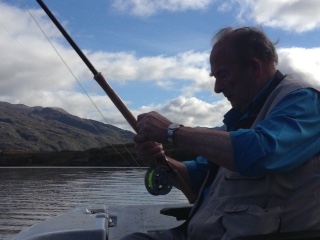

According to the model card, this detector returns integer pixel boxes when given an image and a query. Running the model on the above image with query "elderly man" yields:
[121,27,320,240]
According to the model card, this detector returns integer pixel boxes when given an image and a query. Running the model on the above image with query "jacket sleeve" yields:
[231,88,320,175]
[183,156,210,196]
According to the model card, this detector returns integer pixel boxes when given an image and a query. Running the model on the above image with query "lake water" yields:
[0,167,188,240]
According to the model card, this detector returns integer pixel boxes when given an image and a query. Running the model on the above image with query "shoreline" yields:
[0,143,197,167]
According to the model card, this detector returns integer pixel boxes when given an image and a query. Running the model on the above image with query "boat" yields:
[10,203,191,240]
[10,202,320,240]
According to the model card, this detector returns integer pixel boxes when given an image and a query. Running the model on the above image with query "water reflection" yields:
[0,167,187,240]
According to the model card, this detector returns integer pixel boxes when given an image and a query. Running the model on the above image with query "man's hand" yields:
[136,111,172,143]
[134,133,197,203]
[133,134,165,168]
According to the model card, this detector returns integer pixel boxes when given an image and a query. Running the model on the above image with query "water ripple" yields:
[0,167,188,240]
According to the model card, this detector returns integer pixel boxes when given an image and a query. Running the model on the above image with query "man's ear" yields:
[249,58,262,80]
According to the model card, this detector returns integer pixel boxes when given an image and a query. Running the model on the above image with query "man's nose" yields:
[214,78,223,93]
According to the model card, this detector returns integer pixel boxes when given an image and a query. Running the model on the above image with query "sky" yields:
[0,0,320,132]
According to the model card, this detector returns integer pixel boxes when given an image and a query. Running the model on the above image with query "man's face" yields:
[210,43,256,113]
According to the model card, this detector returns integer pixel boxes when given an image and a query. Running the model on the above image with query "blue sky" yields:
[0,0,320,132]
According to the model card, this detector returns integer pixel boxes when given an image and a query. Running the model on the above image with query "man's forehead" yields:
[210,43,234,65]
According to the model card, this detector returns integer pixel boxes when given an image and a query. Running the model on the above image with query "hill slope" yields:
[0,101,134,151]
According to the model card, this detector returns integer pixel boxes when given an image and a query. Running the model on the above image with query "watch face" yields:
[169,123,180,129]
[167,123,182,143]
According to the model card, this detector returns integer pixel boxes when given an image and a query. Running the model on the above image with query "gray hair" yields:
[212,27,278,65]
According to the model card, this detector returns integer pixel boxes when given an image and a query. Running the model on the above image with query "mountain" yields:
[0,101,134,151]
[0,102,197,166]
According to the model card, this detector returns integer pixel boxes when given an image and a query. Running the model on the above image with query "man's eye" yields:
[217,71,227,78]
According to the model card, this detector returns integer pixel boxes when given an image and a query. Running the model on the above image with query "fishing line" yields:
[0,21,27,52]
[34,0,196,198]
[16,0,140,167]
[7,0,194,199]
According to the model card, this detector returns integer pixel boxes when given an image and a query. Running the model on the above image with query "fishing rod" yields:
[36,0,173,196]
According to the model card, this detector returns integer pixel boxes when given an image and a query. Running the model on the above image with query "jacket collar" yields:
[223,70,286,131]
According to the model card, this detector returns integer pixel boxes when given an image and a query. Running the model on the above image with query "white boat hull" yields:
[11,204,189,240]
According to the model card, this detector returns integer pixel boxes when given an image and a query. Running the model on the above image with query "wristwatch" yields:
[167,123,182,144]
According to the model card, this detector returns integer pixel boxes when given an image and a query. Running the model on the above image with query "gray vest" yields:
[187,75,320,240]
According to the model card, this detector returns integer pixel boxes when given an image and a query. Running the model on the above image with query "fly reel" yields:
[145,165,174,196]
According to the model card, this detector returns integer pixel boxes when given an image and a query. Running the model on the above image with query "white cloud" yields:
[277,47,320,87]
[92,50,211,92]
[111,0,320,32]
[0,3,112,122]
[112,0,213,16]
[135,96,230,128]
[1,2,320,133]
[0,2,212,131]
[228,0,320,32]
